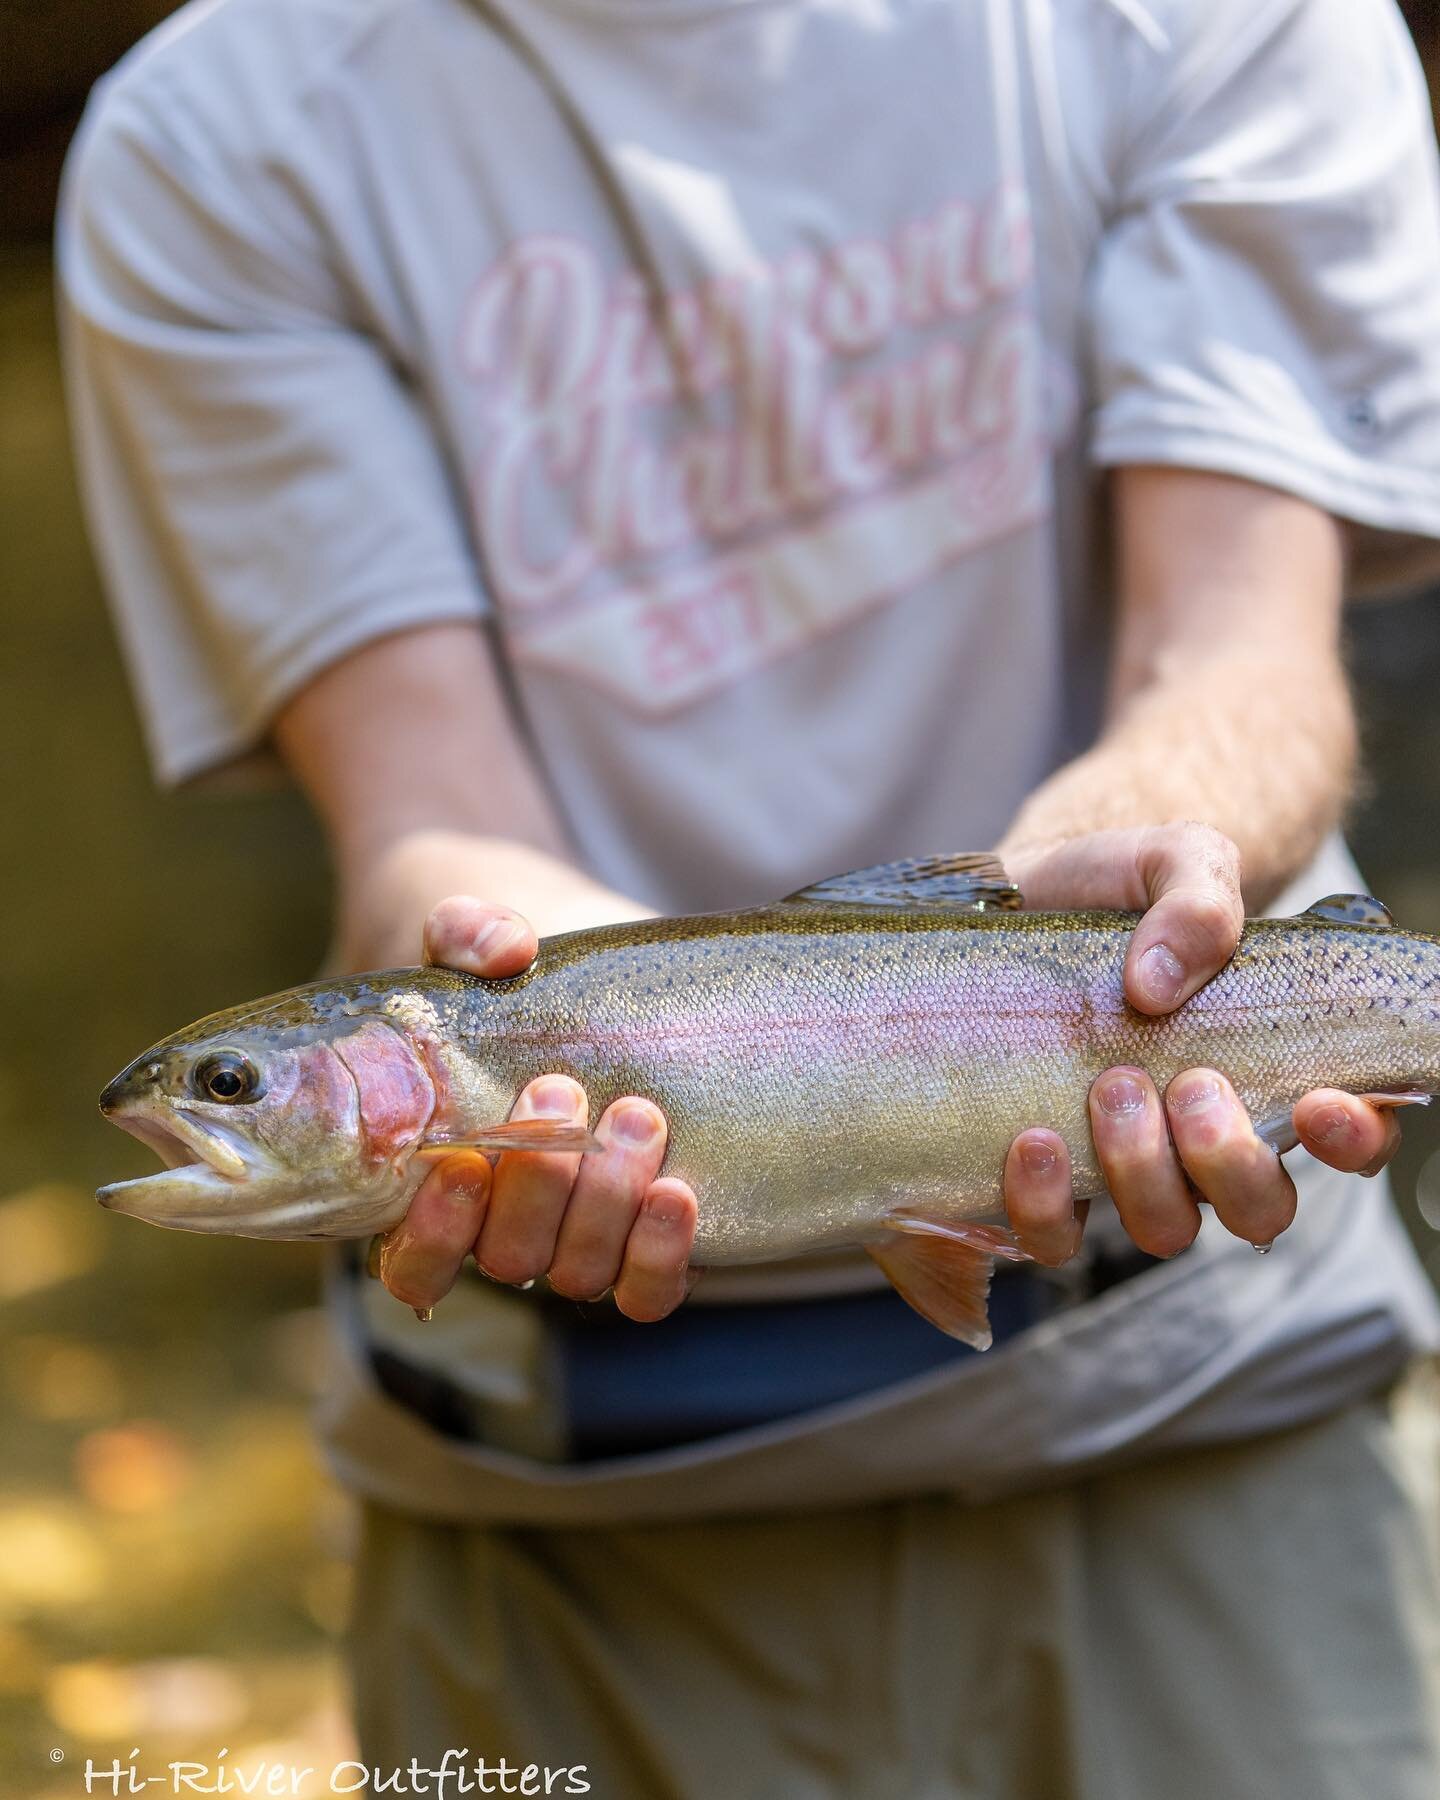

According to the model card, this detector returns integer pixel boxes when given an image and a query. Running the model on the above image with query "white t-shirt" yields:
[57,0,1440,1510]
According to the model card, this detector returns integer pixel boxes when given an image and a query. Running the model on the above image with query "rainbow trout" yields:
[97,855,1440,1347]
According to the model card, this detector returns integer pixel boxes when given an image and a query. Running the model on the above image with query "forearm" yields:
[999,468,1354,909]
[1000,649,1354,906]
[272,622,648,963]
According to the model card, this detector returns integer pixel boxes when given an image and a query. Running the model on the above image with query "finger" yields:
[378,1152,492,1310]
[613,1178,699,1322]
[1165,1068,1297,1246]
[1123,824,1244,1015]
[1089,1067,1201,1258]
[1001,1130,1081,1265]
[423,896,538,978]
[474,1075,587,1285]
[1294,1089,1403,1177]
[548,1098,669,1300]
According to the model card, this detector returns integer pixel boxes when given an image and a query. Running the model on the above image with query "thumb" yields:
[1124,825,1245,1015]
[423,896,539,978]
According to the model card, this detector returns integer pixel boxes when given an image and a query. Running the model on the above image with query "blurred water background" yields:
[4,5,1440,1794]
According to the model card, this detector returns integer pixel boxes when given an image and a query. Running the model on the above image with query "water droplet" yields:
[1253,1240,1274,1256]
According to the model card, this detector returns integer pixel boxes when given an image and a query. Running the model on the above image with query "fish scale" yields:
[415,905,1440,1261]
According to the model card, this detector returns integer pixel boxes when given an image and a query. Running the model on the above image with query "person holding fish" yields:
[59,0,1440,1792]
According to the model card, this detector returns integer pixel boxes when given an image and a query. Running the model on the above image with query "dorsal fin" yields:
[783,853,1022,913]
[1299,893,1394,928]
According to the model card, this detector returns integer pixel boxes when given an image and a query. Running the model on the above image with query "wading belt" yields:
[359,1245,1160,1463]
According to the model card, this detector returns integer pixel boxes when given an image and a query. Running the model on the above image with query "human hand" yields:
[331,827,654,971]
[994,823,1401,1264]
[374,895,699,1321]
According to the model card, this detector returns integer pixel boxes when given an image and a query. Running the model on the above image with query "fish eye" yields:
[192,1051,260,1105]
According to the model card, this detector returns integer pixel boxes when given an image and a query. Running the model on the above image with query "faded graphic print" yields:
[457,183,1064,712]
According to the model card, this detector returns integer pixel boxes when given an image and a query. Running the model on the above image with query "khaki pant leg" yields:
[1068,1386,1440,1800]
[349,1500,894,1798]
[347,1489,1094,1800]
[346,1387,1440,1800]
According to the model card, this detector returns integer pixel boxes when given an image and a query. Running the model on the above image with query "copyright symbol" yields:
[50,1748,65,1763]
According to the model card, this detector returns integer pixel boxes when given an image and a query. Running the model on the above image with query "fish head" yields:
[97,996,442,1239]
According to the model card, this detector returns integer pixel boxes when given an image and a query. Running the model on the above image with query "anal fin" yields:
[867,1213,1032,1350]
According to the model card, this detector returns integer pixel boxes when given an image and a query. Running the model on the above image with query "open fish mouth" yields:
[97,1102,253,1206]
[96,1100,413,1241]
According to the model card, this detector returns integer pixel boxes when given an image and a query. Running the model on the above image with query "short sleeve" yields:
[1086,0,1440,592]
[57,77,485,787]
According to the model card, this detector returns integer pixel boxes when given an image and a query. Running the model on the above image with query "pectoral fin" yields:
[867,1214,1031,1350]
[419,1120,604,1157]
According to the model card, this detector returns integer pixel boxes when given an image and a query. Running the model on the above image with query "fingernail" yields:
[1018,1138,1057,1177]
[645,1192,685,1228]
[1171,1075,1221,1113]
[527,1078,578,1117]
[446,1179,489,1206]
[611,1103,661,1147]
[1310,1105,1355,1149]
[1097,1074,1147,1118]
[437,1167,488,1204]
[471,917,529,961]
[1137,943,1186,1007]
